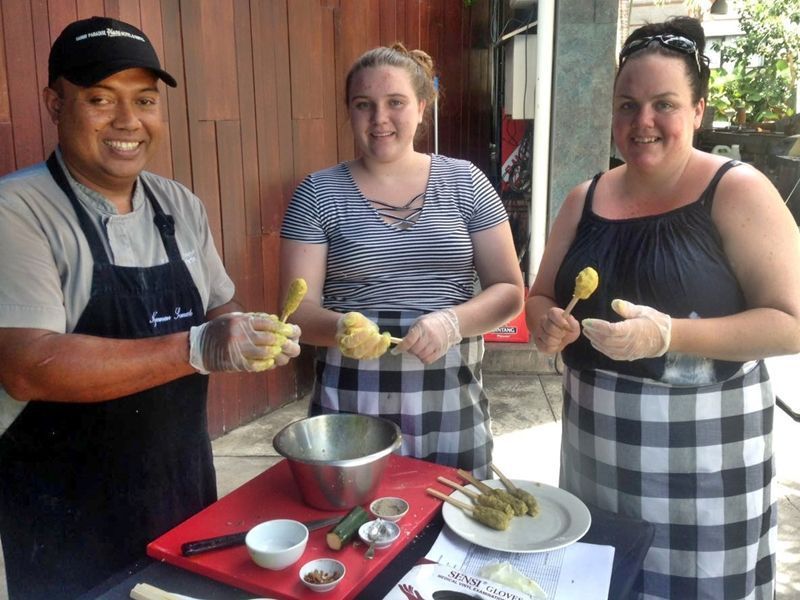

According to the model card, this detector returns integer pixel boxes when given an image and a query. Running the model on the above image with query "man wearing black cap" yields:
[0,17,300,599]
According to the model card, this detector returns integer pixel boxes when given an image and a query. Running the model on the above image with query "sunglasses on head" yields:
[619,34,702,75]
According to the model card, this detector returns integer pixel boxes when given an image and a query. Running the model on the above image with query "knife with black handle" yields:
[181,515,343,556]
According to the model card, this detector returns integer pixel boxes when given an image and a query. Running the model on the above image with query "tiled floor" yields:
[1,357,798,599]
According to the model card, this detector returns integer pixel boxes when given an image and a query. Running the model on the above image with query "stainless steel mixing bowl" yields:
[272,414,402,510]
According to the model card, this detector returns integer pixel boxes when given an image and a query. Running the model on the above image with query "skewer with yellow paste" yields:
[437,476,515,516]
[427,488,511,531]
[490,463,539,517]
[280,278,308,322]
[563,266,599,317]
[457,469,528,516]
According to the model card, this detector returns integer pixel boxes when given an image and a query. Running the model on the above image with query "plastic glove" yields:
[581,299,671,361]
[189,312,300,374]
[393,308,462,364]
[251,313,301,371]
[335,312,391,360]
[533,306,581,354]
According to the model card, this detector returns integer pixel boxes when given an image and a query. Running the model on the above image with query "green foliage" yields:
[709,59,793,123]
[708,0,799,124]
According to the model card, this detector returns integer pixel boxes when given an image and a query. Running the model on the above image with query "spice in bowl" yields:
[369,496,409,523]
[299,558,346,593]
[304,568,340,585]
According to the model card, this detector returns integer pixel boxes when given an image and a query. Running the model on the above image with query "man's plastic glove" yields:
[250,312,301,371]
[581,299,671,361]
[393,308,462,364]
[335,312,391,360]
[189,312,301,374]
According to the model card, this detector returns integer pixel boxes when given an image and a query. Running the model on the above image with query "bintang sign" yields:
[484,310,530,343]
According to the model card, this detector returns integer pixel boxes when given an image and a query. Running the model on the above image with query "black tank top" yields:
[556,161,746,383]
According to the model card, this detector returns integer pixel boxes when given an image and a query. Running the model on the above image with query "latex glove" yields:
[393,308,462,364]
[581,299,671,361]
[189,312,300,374]
[335,312,391,360]
[533,306,581,354]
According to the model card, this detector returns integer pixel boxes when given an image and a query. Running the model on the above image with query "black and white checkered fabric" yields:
[309,310,493,479]
[560,362,776,599]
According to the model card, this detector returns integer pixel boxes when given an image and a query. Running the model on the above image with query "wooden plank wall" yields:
[0,0,493,437]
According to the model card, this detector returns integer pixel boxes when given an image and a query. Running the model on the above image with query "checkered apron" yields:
[560,362,776,599]
[309,310,493,479]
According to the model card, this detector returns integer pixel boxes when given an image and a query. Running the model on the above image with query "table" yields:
[82,504,653,600]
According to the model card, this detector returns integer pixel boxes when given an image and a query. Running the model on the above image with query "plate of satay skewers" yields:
[427,464,591,553]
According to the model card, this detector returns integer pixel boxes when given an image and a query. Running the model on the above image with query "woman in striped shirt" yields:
[279,43,524,478]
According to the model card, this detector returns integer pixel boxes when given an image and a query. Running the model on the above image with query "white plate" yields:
[441,479,591,553]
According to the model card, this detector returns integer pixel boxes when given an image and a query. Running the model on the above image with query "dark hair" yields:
[617,16,710,103]
[345,43,438,127]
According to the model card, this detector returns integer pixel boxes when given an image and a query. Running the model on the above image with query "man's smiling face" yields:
[46,67,164,203]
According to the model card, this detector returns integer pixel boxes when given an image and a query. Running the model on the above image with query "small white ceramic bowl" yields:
[299,558,346,593]
[245,519,308,570]
[369,496,409,522]
[358,519,401,550]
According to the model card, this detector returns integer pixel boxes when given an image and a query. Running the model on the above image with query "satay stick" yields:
[491,463,540,517]
[563,296,580,318]
[130,583,180,600]
[458,468,527,515]
[440,476,516,516]
[427,488,512,530]
[490,463,520,493]
[437,476,481,500]
[280,278,307,323]
[564,266,599,318]
[457,468,494,494]
[427,487,474,512]
[389,336,403,345]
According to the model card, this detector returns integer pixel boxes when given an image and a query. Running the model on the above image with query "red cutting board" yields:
[147,454,457,599]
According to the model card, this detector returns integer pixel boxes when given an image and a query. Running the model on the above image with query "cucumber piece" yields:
[326,505,370,551]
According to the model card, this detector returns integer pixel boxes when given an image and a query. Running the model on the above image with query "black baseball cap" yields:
[48,16,177,88]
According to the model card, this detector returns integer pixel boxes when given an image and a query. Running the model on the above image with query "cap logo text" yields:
[74,28,146,43]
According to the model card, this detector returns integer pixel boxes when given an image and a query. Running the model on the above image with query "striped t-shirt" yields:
[281,154,508,312]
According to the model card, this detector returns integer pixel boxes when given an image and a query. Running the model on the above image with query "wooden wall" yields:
[0,0,493,436]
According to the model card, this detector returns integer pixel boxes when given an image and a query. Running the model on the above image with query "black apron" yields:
[0,154,216,599]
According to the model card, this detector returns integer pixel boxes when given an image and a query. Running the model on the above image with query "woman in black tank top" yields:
[526,16,800,600]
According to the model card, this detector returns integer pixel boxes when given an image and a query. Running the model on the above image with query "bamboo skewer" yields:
[563,295,581,318]
[456,468,493,494]
[280,278,307,323]
[490,463,540,517]
[427,487,474,512]
[438,476,515,516]
[437,476,481,500]
[490,463,519,492]
[457,469,528,516]
[389,336,403,345]
[130,583,183,600]
[563,266,599,318]
[426,488,511,530]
